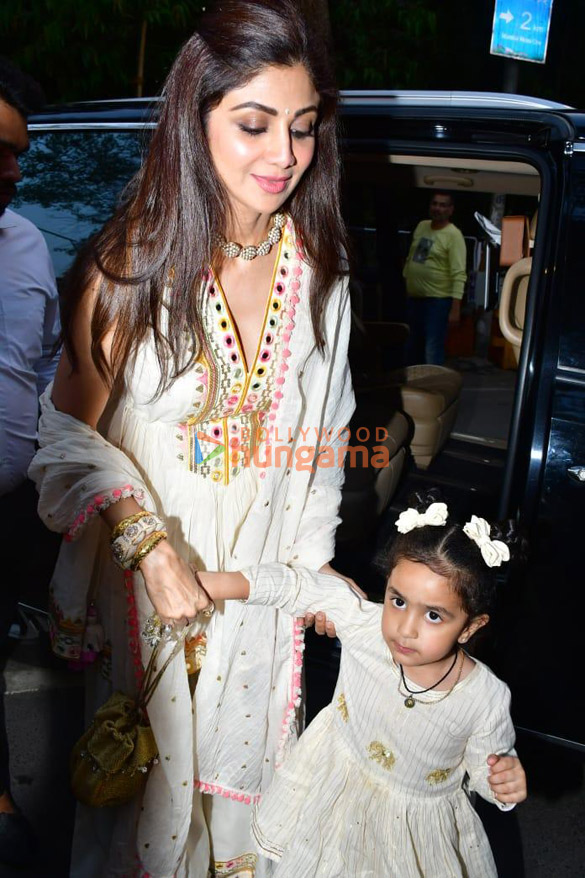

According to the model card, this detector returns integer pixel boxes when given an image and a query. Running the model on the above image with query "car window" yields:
[13,129,146,281]
[343,152,540,324]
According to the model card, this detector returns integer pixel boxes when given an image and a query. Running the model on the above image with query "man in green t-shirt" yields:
[403,191,467,365]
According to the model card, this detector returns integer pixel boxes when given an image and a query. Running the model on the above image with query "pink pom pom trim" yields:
[275,617,305,769]
[66,485,145,541]
[193,779,261,805]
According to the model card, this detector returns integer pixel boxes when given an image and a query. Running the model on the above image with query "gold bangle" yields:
[130,531,168,571]
[110,511,151,543]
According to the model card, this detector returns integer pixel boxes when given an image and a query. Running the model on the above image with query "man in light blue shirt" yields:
[0,209,60,493]
[0,56,60,868]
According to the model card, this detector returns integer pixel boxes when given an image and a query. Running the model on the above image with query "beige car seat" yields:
[385,365,463,469]
[373,410,410,512]
[499,256,531,363]
[336,403,410,545]
[498,211,537,363]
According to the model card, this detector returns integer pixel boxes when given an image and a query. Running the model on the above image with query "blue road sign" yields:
[490,0,554,64]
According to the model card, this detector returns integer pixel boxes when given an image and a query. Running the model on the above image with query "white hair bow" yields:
[463,515,510,568]
[395,502,449,534]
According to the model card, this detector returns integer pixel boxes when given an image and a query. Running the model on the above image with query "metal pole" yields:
[502,59,520,94]
[136,20,147,98]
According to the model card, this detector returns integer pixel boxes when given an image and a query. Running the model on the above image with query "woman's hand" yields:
[138,540,211,624]
[300,563,368,638]
[487,754,527,804]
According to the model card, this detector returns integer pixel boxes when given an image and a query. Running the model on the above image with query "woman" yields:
[30,1,354,876]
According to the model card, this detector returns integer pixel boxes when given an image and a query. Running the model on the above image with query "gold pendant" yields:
[404,696,415,708]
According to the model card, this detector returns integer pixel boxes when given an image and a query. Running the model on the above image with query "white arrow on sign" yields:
[499,10,514,24]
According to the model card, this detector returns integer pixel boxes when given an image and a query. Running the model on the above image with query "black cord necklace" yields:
[399,648,460,709]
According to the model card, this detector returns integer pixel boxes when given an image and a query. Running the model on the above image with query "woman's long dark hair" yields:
[62,0,347,394]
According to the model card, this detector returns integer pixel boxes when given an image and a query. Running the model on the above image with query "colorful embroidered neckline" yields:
[174,219,301,485]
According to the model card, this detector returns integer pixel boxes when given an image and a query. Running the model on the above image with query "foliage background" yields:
[0,0,583,108]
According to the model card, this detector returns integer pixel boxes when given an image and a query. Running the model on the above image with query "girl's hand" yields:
[487,754,527,804]
[139,540,211,624]
[300,563,368,638]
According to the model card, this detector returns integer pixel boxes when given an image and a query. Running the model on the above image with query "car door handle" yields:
[568,466,585,483]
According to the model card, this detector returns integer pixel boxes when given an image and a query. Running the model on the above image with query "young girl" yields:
[196,491,527,877]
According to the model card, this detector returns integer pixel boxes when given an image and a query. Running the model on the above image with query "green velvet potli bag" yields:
[70,631,186,808]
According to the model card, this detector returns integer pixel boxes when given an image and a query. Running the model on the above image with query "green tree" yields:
[0,0,202,101]
[3,0,581,108]
[0,0,439,100]
[330,0,437,89]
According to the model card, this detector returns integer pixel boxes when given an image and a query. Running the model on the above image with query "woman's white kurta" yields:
[244,564,516,878]
[29,221,355,878]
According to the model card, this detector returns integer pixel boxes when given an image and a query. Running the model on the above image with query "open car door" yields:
[341,94,585,749]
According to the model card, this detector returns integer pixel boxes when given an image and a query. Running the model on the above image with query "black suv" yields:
[15,91,585,752]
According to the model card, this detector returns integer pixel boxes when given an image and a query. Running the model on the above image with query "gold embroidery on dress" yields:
[336,693,349,722]
[185,633,207,675]
[426,768,453,785]
[185,632,207,696]
[214,852,257,876]
[367,741,395,771]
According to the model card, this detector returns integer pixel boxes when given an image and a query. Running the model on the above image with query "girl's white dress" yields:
[243,564,517,878]
[29,221,355,878]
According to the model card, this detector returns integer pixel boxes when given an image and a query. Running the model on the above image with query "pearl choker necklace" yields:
[215,212,286,260]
